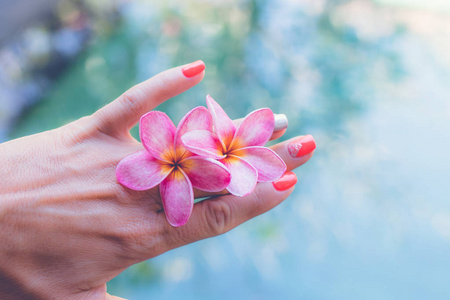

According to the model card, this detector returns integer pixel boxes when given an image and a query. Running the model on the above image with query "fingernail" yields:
[182,60,205,78]
[274,114,288,132]
[273,171,297,191]
[288,135,316,158]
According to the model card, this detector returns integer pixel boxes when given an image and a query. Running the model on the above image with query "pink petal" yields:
[116,150,171,191]
[221,155,258,197]
[182,157,231,192]
[174,106,212,150]
[181,130,225,160]
[160,168,194,227]
[231,108,274,148]
[237,146,287,182]
[140,111,176,161]
[206,95,236,148]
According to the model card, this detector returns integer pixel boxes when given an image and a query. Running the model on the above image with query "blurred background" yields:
[1,0,450,299]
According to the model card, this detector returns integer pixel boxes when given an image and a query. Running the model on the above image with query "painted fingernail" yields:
[273,171,297,191]
[182,60,205,78]
[288,135,316,158]
[274,114,288,132]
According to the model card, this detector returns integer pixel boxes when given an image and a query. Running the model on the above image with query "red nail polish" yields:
[273,171,297,191]
[288,135,316,158]
[182,60,205,78]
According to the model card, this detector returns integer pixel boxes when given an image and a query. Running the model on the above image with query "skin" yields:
[0,63,314,300]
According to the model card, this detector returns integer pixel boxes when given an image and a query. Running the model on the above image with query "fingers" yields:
[233,113,288,141]
[93,60,205,137]
[193,134,316,199]
[165,174,296,248]
[270,128,287,141]
[269,135,316,170]
[163,135,316,248]
[189,113,288,198]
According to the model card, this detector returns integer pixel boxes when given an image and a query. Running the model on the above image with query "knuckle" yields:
[108,218,165,262]
[248,186,279,218]
[252,188,264,205]
[249,189,267,216]
[58,116,97,147]
[120,88,146,116]
[205,200,232,236]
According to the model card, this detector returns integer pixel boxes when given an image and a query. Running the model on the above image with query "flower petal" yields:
[140,111,176,161]
[232,108,274,148]
[221,155,258,197]
[160,168,194,227]
[116,150,171,191]
[181,130,225,159]
[174,106,212,149]
[206,95,236,148]
[237,146,287,182]
[182,157,231,192]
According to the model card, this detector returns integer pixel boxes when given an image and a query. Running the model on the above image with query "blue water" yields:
[8,0,450,299]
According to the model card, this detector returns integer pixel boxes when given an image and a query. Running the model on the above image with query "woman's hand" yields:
[0,61,314,300]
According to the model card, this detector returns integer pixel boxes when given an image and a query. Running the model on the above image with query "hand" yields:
[0,62,314,299]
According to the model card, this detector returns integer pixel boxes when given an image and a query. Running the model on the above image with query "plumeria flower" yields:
[181,95,287,196]
[116,107,231,227]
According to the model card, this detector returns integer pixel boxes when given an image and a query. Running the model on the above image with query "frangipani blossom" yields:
[116,107,231,227]
[181,95,287,196]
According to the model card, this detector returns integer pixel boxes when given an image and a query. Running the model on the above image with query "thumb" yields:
[93,60,205,137]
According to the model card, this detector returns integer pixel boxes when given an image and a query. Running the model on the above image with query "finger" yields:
[93,60,206,137]
[233,113,288,141]
[164,172,297,248]
[269,134,316,170]
[193,134,316,199]
[270,128,286,141]
[162,135,317,247]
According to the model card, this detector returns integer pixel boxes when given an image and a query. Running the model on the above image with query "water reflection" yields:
[4,0,450,299]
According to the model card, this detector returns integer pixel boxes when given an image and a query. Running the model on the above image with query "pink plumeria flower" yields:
[181,95,287,196]
[116,107,231,227]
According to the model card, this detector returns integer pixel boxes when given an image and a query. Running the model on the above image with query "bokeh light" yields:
[1,0,449,299]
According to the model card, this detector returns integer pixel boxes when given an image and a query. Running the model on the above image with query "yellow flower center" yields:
[160,146,191,172]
